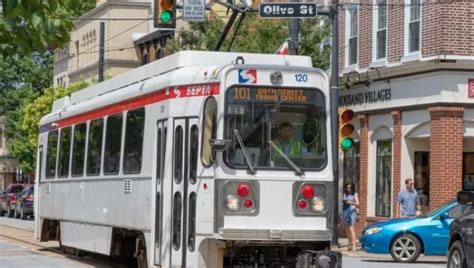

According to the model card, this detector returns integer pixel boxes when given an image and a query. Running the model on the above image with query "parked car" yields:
[447,191,474,268]
[14,185,34,220]
[360,199,469,263]
[0,184,25,217]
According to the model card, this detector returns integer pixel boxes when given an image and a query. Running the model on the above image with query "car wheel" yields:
[20,207,27,220]
[390,234,421,263]
[448,241,466,268]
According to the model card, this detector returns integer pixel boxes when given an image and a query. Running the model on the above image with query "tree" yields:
[0,0,96,56]
[7,82,88,173]
[167,15,331,69]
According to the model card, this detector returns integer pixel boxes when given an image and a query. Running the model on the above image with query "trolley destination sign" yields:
[259,3,317,18]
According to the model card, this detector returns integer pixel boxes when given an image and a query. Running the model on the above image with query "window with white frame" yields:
[346,4,358,66]
[375,0,387,60]
[408,0,421,53]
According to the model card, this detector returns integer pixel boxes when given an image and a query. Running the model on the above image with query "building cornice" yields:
[75,2,151,28]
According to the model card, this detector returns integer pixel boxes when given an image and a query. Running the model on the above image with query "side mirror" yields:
[457,191,474,205]
[439,211,449,221]
[209,139,230,152]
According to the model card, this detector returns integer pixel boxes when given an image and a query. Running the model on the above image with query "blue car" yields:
[360,200,469,263]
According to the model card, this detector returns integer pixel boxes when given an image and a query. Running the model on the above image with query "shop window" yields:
[58,127,71,178]
[46,130,58,178]
[104,113,123,175]
[71,123,87,176]
[464,153,474,191]
[123,108,145,174]
[414,152,430,214]
[87,119,104,176]
[343,142,360,192]
[376,140,392,217]
[201,97,217,167]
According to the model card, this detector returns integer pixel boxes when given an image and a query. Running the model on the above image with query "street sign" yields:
[183,0,205,21]
[259,3,317,19]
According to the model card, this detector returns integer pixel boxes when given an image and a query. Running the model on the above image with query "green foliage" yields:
[5,82,88,173]
[0,0,96,56]
[167,15,330,69]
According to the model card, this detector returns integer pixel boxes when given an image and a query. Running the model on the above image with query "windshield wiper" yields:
[268,140,304,176]
[234,129,255,175]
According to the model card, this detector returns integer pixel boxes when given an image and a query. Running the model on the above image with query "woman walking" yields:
[342,181,360,251]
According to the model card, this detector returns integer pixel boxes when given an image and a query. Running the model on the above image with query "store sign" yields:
[339,88,392,106]
[469,79,474,98]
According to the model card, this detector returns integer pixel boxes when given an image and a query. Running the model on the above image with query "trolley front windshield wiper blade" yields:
[268,140,304,176]
[234,129,256,175]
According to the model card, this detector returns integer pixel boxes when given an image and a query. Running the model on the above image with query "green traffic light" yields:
[160,10,173,23]
[340,137,354,151]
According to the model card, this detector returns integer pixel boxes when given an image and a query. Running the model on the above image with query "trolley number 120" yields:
[295,74,308,83]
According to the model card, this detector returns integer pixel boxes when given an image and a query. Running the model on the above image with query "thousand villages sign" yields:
[339,88,392,106]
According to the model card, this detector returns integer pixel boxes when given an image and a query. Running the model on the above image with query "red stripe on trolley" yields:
[40,83,220,132]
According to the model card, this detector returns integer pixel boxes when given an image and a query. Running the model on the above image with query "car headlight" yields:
[365,227,382,235]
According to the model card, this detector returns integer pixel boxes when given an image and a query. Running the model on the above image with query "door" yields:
[154,120,167,265]
[429,204,462,254]
[170,117,199,267]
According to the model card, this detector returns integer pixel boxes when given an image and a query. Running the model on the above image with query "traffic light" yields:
[339,109,355,151]
[154,0,176,29]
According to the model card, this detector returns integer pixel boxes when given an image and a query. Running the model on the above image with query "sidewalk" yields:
[335,238,446,263]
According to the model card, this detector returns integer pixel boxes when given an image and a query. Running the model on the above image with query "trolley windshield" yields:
[224,86,327,171]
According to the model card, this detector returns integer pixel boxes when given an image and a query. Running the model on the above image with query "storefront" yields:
[339,70,474,232]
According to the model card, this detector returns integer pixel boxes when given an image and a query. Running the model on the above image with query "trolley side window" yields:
[174,126,183,184]
[189,125,199,184]
[188,192,197,251]
[58,127,72,178]
[123,108,145,174]
[46,130,58,178]
[172,192,182,250]
[201,97,217,167]
[104,113,123,175]
[71,123,87,176]
[87,119,104,176]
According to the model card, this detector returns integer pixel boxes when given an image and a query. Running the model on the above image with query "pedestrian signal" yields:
[339,109,355,151]
[155,0,176,29]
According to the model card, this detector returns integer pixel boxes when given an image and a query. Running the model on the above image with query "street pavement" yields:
[0,217,447,267]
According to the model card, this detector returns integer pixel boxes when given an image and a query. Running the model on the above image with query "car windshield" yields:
[422,199,455,218]
[11,186,23,193]
[224,86,327,171]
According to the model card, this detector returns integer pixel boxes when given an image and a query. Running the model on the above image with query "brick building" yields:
[336,0,474,234]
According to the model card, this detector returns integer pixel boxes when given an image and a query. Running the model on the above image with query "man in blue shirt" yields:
[396,178,421,218]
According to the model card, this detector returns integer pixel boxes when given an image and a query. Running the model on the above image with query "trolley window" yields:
[104,113,123,175]
[71,123,86,176]
[201,97,217,167]
[123,108,145,174]
[58,127,71,178]
[174,126,183,184]
[190,125,199,184]
[87,119,104,176]
[46,130,58,178]
[157,128,162,181]
[225,86,327,171]
[172,192,182,250]
[188,192,197,251]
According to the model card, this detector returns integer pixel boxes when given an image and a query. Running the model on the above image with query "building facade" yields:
[337,0,474,233]
[53,0,152,87]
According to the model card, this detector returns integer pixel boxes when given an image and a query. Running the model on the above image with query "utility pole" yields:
[289,0,299,55]
[329,3,339,246]
[99,22,105,82]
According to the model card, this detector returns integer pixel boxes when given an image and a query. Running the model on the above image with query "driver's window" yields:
[201,97,217,167]
[448,204,469,219]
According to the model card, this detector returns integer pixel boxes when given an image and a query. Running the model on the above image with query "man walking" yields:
[396,178,421,218]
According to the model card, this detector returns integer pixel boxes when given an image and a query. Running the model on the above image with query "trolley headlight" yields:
[311,196,326,213]
[225,194,240,211]
[365,227,382,235]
